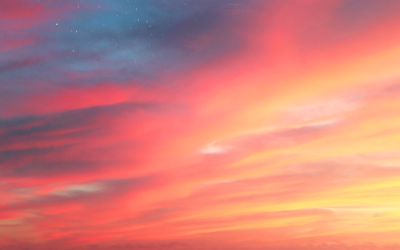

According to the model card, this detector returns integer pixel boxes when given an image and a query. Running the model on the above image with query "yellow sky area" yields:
[181,213,323,237]
[161,196,400,243]
[223,46,400,167]
[164,44,400,173]
[243,46,400,123]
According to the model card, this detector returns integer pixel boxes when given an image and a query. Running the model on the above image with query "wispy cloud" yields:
[2,0,400,249]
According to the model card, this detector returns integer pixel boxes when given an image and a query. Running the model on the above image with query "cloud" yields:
[0,56,48,73]
[199,120,339,157]
[0,101,165,182]
[200,142,230,154]
[2,0,400,249]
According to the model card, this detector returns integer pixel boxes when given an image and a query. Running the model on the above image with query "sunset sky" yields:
[1,0,400,249]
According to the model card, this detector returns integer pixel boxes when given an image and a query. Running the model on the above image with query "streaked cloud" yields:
[1,0,400,249]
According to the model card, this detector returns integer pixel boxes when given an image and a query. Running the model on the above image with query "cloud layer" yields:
[2,0,400,249]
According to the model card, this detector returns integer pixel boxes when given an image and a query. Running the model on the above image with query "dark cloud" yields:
[0,102,160,177]
[0,101,158,139]
[0,56,47,73]
[0,0,257,88]
[2,160,106,177]
[0,176,151,213]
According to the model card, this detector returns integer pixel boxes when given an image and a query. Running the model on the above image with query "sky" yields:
[1,0,400,249]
